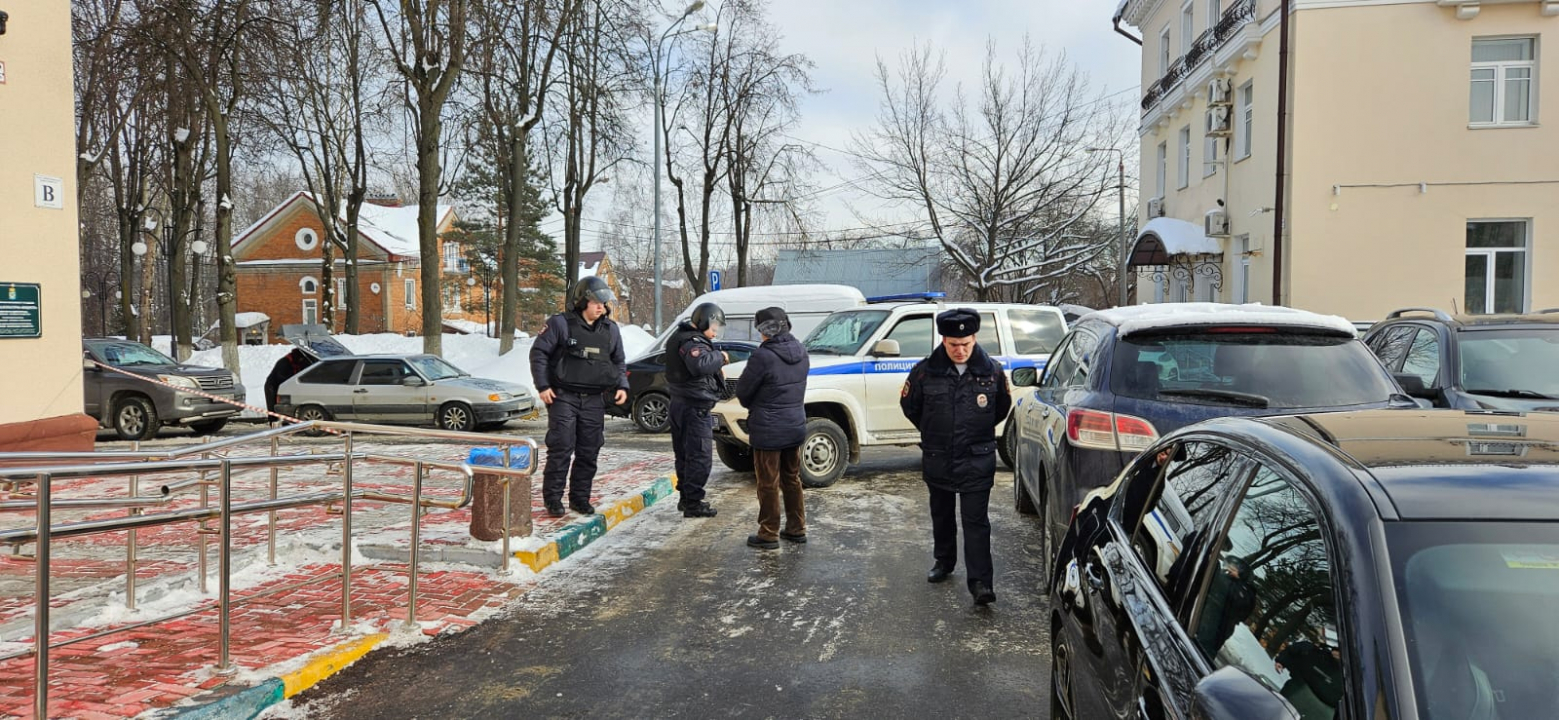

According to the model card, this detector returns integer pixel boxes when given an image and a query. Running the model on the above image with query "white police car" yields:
[711,294,1068,487]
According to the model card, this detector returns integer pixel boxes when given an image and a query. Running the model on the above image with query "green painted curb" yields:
[169,678,283,720]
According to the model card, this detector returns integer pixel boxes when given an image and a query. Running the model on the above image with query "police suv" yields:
[711,294,1068,487]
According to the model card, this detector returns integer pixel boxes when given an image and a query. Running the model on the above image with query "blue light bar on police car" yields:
[865,292,946,304]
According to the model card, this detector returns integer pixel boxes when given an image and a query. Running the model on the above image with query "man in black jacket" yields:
[734,307,809,549]
[900,308,1011,606]
[664,302,727,518]
[264,348,315,424]
[530,277,630,518]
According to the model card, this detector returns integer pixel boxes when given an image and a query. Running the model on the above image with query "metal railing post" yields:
[127,440,140,610]
[198,452,210,594]
[404,461,423,630]
[500,447,513,575]
[268,435,279,565]
[217,459,235,675]
[340,431,353,631]
[34,472,51,720]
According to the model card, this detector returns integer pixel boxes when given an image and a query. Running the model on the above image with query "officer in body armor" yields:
[530,277,630,518]
[664,303,728,518]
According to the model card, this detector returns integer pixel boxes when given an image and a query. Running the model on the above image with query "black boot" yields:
[545,500,566,518]
[747,534,779,550]
[682,501,718,518]
[971,581,996,606]
[927,563,953,584]
[570,500,596,515]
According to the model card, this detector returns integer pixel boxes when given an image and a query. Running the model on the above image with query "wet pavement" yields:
[281,449,1054,719]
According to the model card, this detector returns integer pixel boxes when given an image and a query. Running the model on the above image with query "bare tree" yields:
[853,39,1127,301]
[371,0,470,357]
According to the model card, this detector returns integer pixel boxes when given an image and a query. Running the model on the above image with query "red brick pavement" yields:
[0,440,669,719]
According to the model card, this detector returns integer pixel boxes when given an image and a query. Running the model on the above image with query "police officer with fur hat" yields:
[530,277,630,518]
[900,308,1011,606]
[664,302,728,518]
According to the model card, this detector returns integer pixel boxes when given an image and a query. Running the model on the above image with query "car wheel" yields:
[188,419,227,435]
[715,442,755,473]
[799,417,849,488]
[112,396,159,442]
[998,417,1016,469]
[632,392,671,434]
[438,402,476,432]
[1051,628,1076,720]
[294,405,331,436]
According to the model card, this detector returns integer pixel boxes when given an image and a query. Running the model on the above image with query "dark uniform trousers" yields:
[929,486,993,592]
[542,389,606,506]
[669,400,713,505]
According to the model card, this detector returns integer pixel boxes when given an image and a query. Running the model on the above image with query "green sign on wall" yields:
[0,283,42,339]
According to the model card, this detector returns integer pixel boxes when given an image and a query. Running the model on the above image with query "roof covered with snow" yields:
[1087,302,1359,337]
[232,192,455,261]
[1132,217,1222,265]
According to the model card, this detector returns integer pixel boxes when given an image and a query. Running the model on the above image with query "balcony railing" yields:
[1141,0,1256,114]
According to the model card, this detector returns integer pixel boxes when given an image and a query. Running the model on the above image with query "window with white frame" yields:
[1204,112,1219,177]
[334,278,345,303]
[1160,25,1172,76]
[1156,142,1169,197]
[1238,81,1254,159]
[1235,234,1250,303]
[1465,220,1529,314]
[442,242,459,272]
[1177,126,1191,189]
[1470,38,1537,126]
[1181,1,1196,57]
[404,278,416,309]
[300,276,318,294]
[1208,0,1222,28]
[302,299,318,325]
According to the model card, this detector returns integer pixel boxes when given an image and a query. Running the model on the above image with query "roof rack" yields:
[1384,307,1454,322]
[866,292,945,304]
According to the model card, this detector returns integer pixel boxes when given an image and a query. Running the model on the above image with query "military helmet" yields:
[689,303,726,332]
[569,276,615,311]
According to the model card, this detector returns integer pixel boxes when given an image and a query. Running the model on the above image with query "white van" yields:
[641,284,867,357]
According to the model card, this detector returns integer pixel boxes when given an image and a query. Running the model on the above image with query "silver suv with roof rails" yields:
[711,293,1069,487]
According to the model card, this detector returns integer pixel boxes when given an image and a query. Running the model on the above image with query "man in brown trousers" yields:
[734,307,810,549]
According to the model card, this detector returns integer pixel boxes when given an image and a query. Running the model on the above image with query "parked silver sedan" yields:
[274,354,536,431]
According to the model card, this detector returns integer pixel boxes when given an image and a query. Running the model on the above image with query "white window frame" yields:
[1234,234,1251,304]
[294,228,319,252]
[1208,0,1222,29]
[1160,25,1172,76]
[404,278,416,309]
[1237,81,1254,160]
[442,241,461,272]
[302,299,318,325]
[300,276,318,295]
[1177,126,1191,189]
[1156,141,1169,197]
[1203,112,1219,178]
[1470,37,1538,127]
[1181,1,1196,58]
[1465,219,1531,314]
[334,278,345,303]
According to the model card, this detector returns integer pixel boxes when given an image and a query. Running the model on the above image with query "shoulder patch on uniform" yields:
[690,348,702,357]
[901,381,910,398]
[538,324,548,335]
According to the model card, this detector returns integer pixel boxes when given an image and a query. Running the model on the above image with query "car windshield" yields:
[1111,331,1398,408]
[1388,522,1559,720]
[803,310,889,355]
[90,341,176,367]
[1458,328,1559,399]
[406,356,465,381]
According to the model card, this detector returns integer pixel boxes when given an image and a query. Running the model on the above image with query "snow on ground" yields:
[180,324,657,420]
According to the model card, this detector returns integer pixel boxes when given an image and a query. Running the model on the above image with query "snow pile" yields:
[1098,302,1358,337]
[1139,217,1222,257]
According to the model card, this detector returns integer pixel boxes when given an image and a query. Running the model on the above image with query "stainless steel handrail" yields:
[2,419,540,718]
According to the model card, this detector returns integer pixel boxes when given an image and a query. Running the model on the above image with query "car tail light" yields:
[1066,408,1160,452]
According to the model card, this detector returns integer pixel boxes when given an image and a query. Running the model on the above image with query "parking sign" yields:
[709,270,721,291]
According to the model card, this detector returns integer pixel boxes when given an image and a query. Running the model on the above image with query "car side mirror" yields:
[401,376,427,387]
[871,339,901,357]
[1392,372,1434,399]
[1191,667,1299,720]
[1012,367,1039,387]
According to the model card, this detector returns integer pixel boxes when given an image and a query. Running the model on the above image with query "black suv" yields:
[1362,307,1559,411]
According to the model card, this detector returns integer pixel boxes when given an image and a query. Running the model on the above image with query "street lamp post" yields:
[134,212,208,353]
[652,2,715,335]
[81,269,121,336]
[1087,147,1129,307]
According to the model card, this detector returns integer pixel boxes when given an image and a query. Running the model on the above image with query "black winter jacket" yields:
[899,344,1011,493]
[665,322,726,407]
[735,332,809,450]
[528,311,629,394]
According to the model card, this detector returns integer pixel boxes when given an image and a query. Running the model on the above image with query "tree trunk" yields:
[417,107,443,357]
[498,131,523,355]
[213,111,241,381]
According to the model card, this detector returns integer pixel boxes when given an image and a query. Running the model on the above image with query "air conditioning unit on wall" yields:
[1205,208,1230,237]
[1208,77,1233,106]
[1207,106,1232,137]
[1148,197,1166,218]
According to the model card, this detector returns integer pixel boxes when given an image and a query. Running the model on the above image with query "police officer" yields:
[530,277,630,518]
[664,303,727,518]
[900,308,1011,606]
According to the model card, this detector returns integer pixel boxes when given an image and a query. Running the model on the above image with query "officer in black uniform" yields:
[664,303,727,518]
[530,277,630,518]
[900,308,1011,606]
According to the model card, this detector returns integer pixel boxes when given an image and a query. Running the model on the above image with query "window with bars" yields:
[1470,38,1536,126]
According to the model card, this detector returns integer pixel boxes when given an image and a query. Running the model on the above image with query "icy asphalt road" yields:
[268,439,1055,719]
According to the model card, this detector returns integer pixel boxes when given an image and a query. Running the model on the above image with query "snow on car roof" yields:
[1091,303,1357,337]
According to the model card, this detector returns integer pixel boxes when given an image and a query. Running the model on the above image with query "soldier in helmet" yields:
[529,277,631,518]
[900,308,1011,606]
[664,302,728,518]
